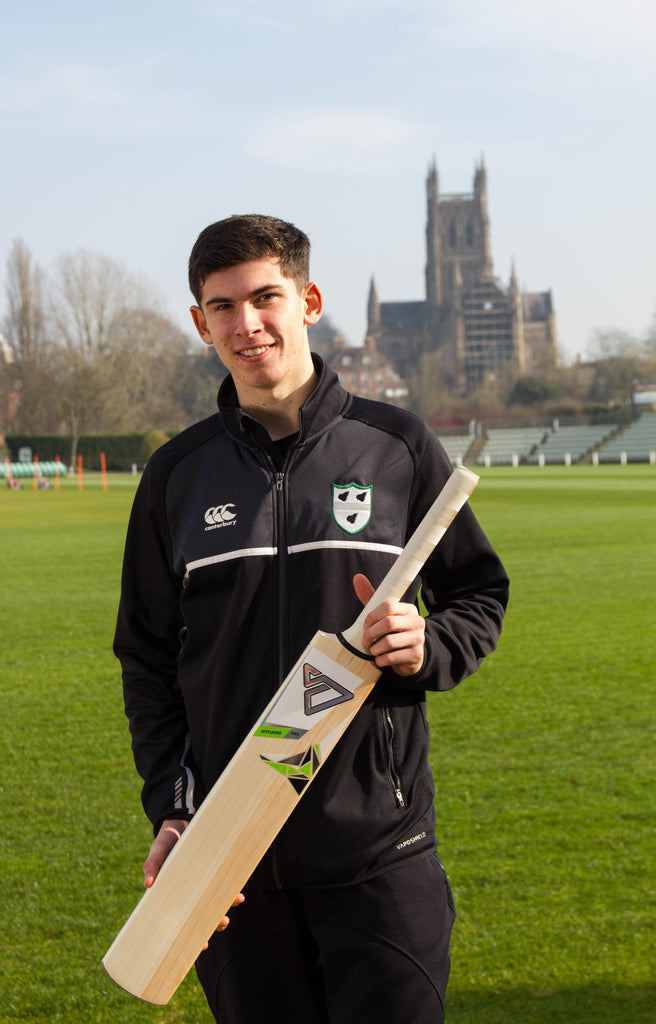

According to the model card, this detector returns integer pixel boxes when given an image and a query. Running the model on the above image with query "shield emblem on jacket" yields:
[332,483,372,534]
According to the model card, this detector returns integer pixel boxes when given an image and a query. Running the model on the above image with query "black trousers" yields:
[195,854,455,1024]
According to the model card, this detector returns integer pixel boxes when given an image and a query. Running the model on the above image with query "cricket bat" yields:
[102,465,479,1004]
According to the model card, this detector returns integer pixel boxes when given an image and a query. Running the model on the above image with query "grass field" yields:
[1,466,654,1023]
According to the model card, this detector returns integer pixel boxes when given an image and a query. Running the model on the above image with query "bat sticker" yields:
[254,647,359,739]
[260,745,321,794]
[303,663,353,715]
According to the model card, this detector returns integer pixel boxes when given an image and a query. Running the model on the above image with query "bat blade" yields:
[102,466,479,1004]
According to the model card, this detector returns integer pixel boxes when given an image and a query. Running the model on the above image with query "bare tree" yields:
[3,243,229,450]
[53,249,147,357]
[1,239,59,433]
[105,306,199,431]
[49,250,166,464]
[642,313,656,371]
[170,347,227,425]
[585,327,645,407]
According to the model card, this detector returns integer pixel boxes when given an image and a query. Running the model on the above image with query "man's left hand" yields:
[352,573,426,677]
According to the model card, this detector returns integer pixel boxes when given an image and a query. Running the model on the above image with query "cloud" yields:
[431,0,656,59]
[243,108,423,172]
[0,63,124,114]
[195,0,392,20]
[193,0,299,30]
[196,0,656,54]
[0,59,188,139]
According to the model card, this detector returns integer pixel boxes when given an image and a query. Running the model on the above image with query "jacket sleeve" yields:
[113,461,204,832]
[394,427,509,692]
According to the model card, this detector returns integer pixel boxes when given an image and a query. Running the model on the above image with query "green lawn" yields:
[0,466,654,1023]
[433,466,656,1023]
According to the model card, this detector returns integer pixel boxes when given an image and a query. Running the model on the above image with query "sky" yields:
[1,0,655,365]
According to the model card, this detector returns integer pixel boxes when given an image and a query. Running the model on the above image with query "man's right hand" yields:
[143,818,245,933]
[143,818,189,888]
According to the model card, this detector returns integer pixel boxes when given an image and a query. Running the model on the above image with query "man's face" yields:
[190,258,322,404]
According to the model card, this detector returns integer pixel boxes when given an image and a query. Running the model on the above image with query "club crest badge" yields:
[332,483,372,534]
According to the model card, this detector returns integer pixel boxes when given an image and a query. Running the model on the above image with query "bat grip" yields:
[340,466,479,653]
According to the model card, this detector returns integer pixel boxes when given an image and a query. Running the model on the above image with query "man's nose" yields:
[235,303,261,336]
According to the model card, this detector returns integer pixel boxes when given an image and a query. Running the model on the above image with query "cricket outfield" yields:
[0,465,654,1023]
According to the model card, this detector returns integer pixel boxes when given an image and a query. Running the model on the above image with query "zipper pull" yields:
[395,788,406,808]
[276,472,284,492]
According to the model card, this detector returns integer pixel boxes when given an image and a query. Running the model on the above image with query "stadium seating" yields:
[436,433,474,466]
[597,411,656,463]
[476,427,547,466]
[527,424,617,465]
[470,416,656,467]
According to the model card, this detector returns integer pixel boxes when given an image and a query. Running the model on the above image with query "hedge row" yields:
[5,432,172,471]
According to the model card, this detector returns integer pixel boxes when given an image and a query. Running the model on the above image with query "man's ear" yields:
[303,282,323,326]
[190,305,213,347]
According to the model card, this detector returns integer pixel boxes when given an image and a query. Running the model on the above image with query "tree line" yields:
[0,240,226,465]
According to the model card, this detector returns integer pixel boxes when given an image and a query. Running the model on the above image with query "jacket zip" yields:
[266,450,294,889]
[274,468,288,691]
[380,704,405,807]
[258,446,293,692]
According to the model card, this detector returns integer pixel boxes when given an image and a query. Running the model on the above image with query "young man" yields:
[114,215,509,1023]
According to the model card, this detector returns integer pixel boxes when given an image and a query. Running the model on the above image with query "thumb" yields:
[352,572,375,607]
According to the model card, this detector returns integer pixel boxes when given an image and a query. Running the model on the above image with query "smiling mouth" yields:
[240,345,270,358]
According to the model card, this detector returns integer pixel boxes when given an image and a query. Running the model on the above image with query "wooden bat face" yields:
[103,630,381,1004]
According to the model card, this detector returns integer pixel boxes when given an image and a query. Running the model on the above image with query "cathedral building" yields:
[366,158,558,394]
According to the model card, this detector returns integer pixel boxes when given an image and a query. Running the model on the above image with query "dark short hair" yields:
[188,214,311,304]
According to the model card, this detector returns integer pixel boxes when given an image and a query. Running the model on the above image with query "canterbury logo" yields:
[204,503,237,530]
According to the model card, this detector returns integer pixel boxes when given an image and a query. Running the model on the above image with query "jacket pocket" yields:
[379,702,405,808]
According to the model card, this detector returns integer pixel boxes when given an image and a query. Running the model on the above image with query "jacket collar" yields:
[217,354,351,443]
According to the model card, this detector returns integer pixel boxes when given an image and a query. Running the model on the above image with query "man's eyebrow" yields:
[204,283,284,307]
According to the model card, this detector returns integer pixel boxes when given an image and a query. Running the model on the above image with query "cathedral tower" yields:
[425,159,442,313]
[430,156,493,309]
[366,157,557,397]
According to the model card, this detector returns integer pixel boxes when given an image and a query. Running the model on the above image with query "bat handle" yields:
[340,465,479,654]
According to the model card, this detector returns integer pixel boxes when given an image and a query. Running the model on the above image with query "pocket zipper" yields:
[380,704,405,808]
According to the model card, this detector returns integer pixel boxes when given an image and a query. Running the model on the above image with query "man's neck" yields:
[239,368,318,441]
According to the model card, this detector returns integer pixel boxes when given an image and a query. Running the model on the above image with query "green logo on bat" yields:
[260,745,321,794]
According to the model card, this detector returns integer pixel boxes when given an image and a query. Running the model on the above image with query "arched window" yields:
[449,222,457,248]
[466,222,474,246]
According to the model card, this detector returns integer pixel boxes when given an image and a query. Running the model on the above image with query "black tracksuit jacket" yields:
[114,356,509,888]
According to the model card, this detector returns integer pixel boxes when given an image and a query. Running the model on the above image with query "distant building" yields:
[633,384,656,409]
[325,337,408,405]
[367,158,558,394]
